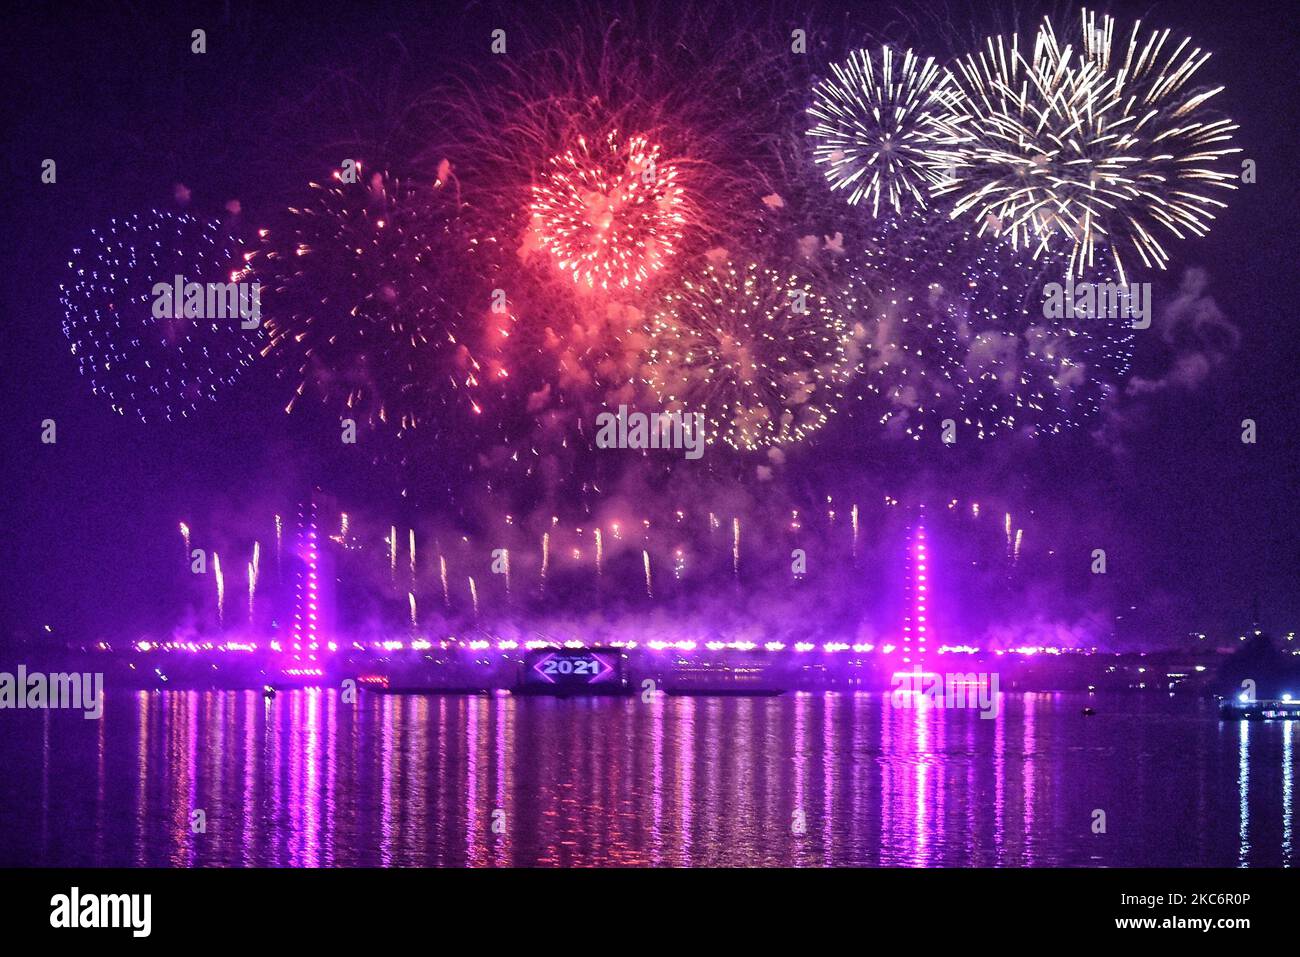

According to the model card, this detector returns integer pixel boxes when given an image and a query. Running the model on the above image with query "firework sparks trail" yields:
[213,552,225,627]
[732,518,741,578]
[248,541,260,620]
[431,6,804,298]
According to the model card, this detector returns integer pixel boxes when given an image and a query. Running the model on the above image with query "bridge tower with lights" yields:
[901,521,930,672]
[288,490,335,663]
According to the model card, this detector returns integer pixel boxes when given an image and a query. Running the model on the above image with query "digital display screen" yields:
[522,649,620,688]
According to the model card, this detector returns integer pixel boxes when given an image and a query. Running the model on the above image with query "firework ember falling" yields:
[255,169,484,434]
[840,208,1132,438]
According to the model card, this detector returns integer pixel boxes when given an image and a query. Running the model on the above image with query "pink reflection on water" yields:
[792,692,808,866]
[241,691,256,866]
[466,695,480,864]
[379,693,396,865]
[134,691,148,866]
[492,693,513,866]
[37,687,1259,867]
[913,699,930,868]
[1022,693,1038,867]
[994,691,1006,864]
[324,690,337,866]
[303,689,321,866]
[287,692,301,865]
[1239,720,1251,866]
[650,692,665,865]
[822,693,835,866]
[95,705,106,865]
[673,696,694,865]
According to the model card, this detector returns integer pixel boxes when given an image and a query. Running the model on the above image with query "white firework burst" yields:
[807,46,966,217]
[934,9,1240,284]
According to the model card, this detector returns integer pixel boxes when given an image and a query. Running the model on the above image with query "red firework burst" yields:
[527,130,686,292]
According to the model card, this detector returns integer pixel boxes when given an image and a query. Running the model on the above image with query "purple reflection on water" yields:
[0,690,1297,867]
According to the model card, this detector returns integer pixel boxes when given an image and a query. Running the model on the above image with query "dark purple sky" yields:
[1,0,1296,648]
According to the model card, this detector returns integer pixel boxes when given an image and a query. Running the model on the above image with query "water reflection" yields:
[1239,719,1251,867]
[1284,721,1293,865]
[2,689,1299,867]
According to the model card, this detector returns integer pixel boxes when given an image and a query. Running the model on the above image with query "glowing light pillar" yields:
[291,496,322,662]
[902,523,929,670]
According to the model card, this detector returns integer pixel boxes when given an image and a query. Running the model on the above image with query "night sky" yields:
[1,0,1296,649]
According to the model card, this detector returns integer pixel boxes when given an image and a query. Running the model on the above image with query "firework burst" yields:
[426,3,812,289]
[254,168,485,434]
[642,262,852,451]
[419,4,820,434]
[839,214,970,438]
[60,209,260,423]
[840,209,1131,439]
[934,9,1240,283]
[950,239,1133,438]
[527,129,686,292]
[807,46,966,216]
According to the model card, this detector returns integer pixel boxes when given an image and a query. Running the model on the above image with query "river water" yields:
[0,689,1293,866]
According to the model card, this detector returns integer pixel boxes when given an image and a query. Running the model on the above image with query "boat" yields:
[363,685,493,696]
[514,647,631,696]
[664,687,785,697]
[1219,696,1300,720]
